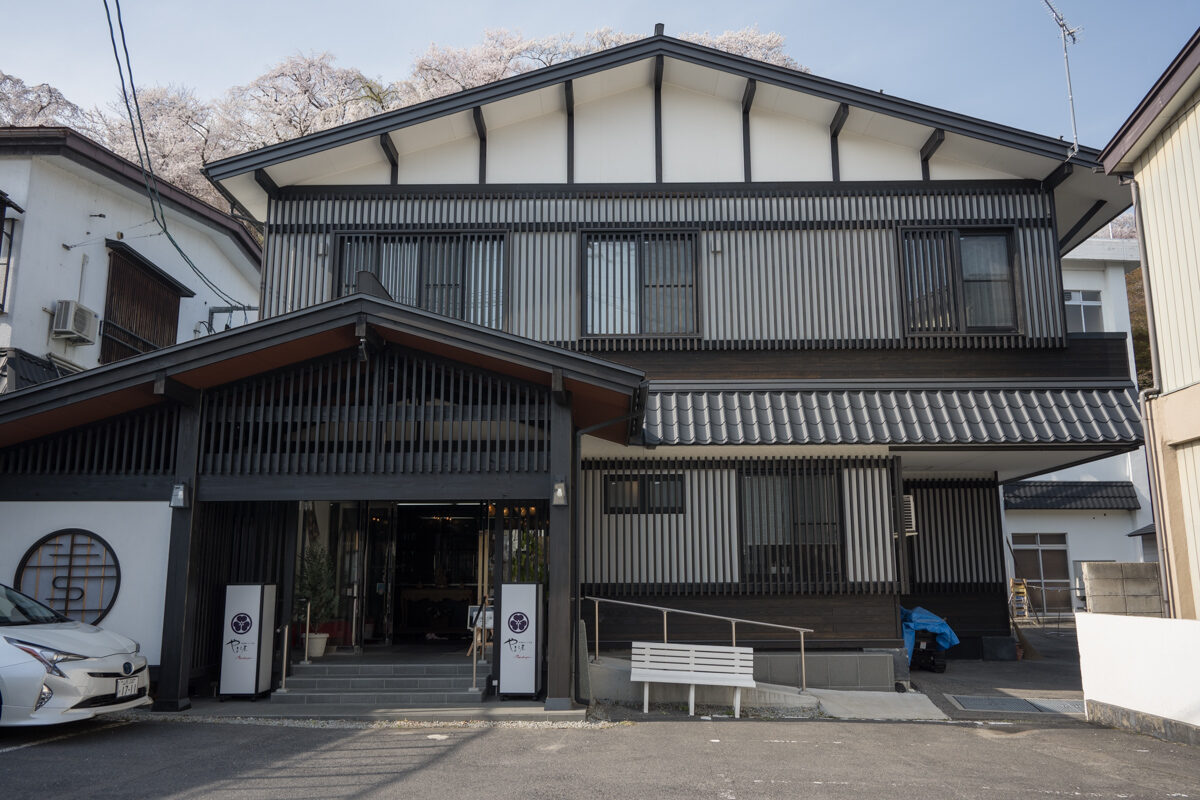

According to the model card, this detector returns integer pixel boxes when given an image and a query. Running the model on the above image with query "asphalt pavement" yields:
[1,712,1196,799]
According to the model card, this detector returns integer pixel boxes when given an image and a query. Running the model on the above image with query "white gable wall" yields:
[487,110,568,184]
[750,108,833,181]
[660,84,742,182]
[574,85,656,183]
[396,136,479,184]
[838,131,923,181]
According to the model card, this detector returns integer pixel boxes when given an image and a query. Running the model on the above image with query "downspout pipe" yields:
[570,383,649,706]
[1125,175,1174,615]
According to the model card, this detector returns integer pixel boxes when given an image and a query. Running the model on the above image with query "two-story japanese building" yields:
[0,33,1137,711]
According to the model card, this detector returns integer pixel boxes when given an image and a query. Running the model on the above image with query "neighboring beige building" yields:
[1102,28,1200,620]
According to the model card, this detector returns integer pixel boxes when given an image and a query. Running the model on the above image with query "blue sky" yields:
[5,1,1197,148]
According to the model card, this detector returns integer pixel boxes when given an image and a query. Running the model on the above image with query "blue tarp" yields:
[901,606,961,661]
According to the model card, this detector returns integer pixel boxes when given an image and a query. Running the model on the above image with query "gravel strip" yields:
[106,709,622,730]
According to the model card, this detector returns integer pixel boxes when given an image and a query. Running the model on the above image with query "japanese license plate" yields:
[115,676,139,699]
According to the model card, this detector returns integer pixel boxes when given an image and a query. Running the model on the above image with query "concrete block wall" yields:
[1081,562,1164,616]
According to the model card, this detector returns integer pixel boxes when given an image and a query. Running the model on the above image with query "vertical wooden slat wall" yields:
[100,249,185,364]
[0,405,178,476]
[904,479,1006,591]
[199,346,549,478]
[580,455,901,597]
[262,183,1061,350]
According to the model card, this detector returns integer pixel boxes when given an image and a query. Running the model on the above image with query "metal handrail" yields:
[585,595,813,691]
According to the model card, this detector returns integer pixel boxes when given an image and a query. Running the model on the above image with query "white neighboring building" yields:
[0,127,260,389]
[1001,236,1154,614]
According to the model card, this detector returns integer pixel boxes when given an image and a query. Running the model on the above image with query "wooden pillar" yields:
[153,403,201,711]
[544,395,573,710]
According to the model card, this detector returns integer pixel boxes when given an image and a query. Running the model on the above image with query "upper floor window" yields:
[0,213,14,313]
[603,473,686,514]
[902,229,1018,335]
[100,242,193,364]
[584,232,697,336]
[1063,289,1103,332]
[337,232,505,329]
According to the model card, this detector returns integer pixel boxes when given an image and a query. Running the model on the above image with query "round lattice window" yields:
[15,529,121,625]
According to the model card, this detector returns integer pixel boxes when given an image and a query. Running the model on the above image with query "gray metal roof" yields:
[644,387,1142,446]
[1127,523,1156,537]
[1003,481,1142,510]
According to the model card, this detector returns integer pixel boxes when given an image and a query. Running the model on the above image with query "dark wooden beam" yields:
[354,314,383,358]
[378,133,399,185]
[153,373,200,407]
[1042,160,1074,191]
[829,103,849,182]
[653,55,664,183]
[196,473,550,502]
[473,106,487,184]
[153,404,201,712]
[544,394,573,710]
[1058,199,1107,251]
[742,78,757,183]
[0,474,172,501]
[565,80,575,184]
[920,128,945,181]
[253,168,280,198]
[276,502,299,688]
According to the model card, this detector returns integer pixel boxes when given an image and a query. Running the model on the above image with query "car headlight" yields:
[4,637,86,678]
[132,641,141,655]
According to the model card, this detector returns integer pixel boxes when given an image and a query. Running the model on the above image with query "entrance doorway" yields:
[322,501,547,653]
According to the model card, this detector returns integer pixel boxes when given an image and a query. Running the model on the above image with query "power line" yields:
[101,0,247,309]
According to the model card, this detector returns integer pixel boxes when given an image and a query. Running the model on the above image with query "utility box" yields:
[499,583,542,696]
[219,584,276,697]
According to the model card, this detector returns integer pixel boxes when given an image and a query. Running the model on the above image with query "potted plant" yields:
[296,545,337,658]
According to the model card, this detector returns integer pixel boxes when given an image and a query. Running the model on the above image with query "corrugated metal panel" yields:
[263,184,1062,350]
[1135,86,1200,393]
[1003,480,1141,510]
[1176,442,1200,610]
[644,386,1142,446]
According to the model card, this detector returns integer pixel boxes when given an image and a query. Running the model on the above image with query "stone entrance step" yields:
[275,659,489,707]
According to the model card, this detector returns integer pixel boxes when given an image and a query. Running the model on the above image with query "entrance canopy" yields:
[0,293,646,451]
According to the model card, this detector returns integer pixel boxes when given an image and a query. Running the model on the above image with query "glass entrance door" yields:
[1012,533,1072,613]
[363,504,396,645]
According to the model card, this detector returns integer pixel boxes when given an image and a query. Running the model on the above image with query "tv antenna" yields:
[1043,0,1081,160]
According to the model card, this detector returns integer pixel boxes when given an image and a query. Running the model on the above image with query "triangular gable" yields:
[205,34,1128,253]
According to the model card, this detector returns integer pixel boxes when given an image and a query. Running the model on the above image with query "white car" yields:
[0,584,151,726]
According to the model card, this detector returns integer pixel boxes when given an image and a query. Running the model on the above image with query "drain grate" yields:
[949,695,1085,714]
[950,695,1041,712]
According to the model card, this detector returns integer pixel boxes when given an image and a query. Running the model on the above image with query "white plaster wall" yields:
[837,131,922,181]
[660,84,742,183]
[0,159,33,346]
[1077,612,1200,727]
[2,156,259,368]
[749,109,832,181]
[396,136,479,184]
[487,111,568,184]
[573,86,655,183]
[927,156,1021,181]
[0,501,171,664]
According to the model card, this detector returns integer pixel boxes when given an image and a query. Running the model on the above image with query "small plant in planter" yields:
[296,545,337,657]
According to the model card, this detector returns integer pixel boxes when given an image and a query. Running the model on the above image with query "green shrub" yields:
[296,545,338,625]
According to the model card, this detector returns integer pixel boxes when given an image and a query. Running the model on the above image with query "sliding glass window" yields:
[584,232,697,336]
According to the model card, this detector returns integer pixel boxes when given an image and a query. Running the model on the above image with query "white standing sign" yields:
[219,584,276,696]
[499,583,542,696]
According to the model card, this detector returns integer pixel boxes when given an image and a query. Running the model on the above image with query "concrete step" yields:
[290,662,482,678]
[271,687,487,706]
[284,675,476,691]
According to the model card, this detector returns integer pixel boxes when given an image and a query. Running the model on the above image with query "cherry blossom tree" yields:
[0,71,99,131]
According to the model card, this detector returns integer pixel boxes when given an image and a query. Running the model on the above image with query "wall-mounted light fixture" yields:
[170,482,191,509]
[551,479,568,506]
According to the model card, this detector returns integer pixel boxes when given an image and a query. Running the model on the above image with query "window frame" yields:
[0,212,15,313]
[580,229,701,340]
[899,225,1021,337]
[1063,288,1104,333]
[602,473,686,515]
[333,229,509,329]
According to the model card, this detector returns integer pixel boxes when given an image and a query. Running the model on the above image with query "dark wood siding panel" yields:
[589,594,900,648]
[101,249,183,364]
[199,346,550,478]
[603,334,1132,381]
[263,183,1062,350]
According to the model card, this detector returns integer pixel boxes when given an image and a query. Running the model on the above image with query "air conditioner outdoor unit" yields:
[901,494,919,537]
[51,300,99,345]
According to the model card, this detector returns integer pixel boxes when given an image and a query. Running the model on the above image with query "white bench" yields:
[630,641,756,718]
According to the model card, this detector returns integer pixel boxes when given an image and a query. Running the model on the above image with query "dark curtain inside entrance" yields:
[190,501,292,681]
